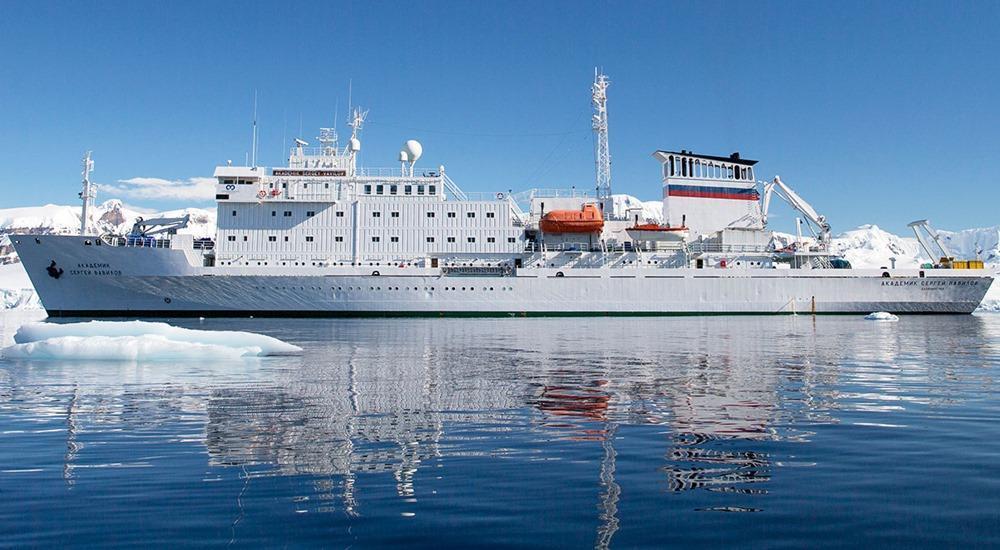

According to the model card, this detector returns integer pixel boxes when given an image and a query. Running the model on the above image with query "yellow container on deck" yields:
[969,260,985,269]
[953,260,968,269]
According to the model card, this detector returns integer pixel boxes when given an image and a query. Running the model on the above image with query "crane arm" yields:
[907,219,953,261]
[129,215,191,237]
[762,176,831,245]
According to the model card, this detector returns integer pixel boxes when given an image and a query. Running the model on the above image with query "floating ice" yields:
[3,320,301,361]
[864,311,899,322]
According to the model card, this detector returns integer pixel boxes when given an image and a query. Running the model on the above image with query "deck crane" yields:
[128,215,191,238]
[762,176,832,248]
[907,219,954,265]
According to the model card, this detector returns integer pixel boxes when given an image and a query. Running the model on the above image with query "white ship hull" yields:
[13,235,992,316]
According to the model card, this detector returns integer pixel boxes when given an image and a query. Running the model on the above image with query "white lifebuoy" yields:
[496,192,505,200]
[257,190,266,199]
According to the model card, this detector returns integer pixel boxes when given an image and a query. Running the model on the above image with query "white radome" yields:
[405,140,423,162]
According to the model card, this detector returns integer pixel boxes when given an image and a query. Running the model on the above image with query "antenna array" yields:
[592,70,612,212]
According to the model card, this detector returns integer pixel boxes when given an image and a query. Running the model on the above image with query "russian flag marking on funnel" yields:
[666,185,760,201]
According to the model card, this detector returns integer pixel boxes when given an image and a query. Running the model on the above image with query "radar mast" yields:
[78,151,95,235]
[592,69,612,215]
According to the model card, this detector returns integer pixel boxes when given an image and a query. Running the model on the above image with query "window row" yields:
[373,211,495,218]
[232,210,344,218]
[363,184,437,196]
[226,235,517,244]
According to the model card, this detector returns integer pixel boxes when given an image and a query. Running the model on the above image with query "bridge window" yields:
[429,185,437,195]
[283,211,292,217]
[467,237,476,243]
[391,211,400,218]
[427,237,435,243]
[417,185,425,195]
[373,211,381,217]
[335,236,344,242]
[447,237,456,243]
[486,212,495,218]
[467,212,476,218]
[227,235,236,241]
[390,236,399,243]
[448,212,456,218]
[405,185,413,195]
[306,211,315,217]
[508,237,516,243]
[336,211,344,217]
[487,237,496,243]
[268,236,276,242]
[376,185,384,195]
[364,184,372,194]
[427,211,436,218]
[372,236,381,243]
[390,185,398,195]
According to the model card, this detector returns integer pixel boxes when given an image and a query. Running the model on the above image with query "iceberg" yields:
[3,320,301,361]
[864,311,899,322]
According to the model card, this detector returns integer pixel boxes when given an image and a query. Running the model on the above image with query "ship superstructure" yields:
[10,72,993,315]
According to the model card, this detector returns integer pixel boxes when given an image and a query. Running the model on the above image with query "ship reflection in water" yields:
[1,314,999,547]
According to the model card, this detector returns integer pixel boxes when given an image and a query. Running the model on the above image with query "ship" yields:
[11,72,993,316]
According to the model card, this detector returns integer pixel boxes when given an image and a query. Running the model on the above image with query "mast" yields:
[592,69,612,215]
[78,151,95,235]
[251,90,259,168]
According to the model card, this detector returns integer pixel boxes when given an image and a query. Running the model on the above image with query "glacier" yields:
[2,320,302,361]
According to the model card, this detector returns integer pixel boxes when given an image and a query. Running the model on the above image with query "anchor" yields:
[46,260,64,279]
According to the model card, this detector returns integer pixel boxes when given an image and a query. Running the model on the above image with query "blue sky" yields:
[1,0,997,234]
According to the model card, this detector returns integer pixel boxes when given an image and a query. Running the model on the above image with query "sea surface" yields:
[0,311,998,548]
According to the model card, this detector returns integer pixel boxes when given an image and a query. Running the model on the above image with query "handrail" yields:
[442,173,468,201]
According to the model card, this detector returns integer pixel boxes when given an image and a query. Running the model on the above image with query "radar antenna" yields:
[318,127,338,154]
[346,106,368,175]
[348,106,368,142]
[78,151,96,235]
[592,69,612,215]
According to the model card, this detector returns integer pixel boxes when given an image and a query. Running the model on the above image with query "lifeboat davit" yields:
[626,223,689,242]
[539,203,604,234]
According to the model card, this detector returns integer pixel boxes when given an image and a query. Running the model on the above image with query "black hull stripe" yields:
[42,309,976,319]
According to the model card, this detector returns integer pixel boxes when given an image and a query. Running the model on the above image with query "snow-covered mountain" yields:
[1,196,996,311]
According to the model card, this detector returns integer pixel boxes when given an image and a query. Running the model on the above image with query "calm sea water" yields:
[0,311,998,548]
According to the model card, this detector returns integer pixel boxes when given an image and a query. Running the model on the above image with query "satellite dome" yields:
[349,138,361,152]
[404,140,422,162]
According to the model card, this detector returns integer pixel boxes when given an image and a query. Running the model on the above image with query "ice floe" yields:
[864,311,899,322]
[2,320,301,361]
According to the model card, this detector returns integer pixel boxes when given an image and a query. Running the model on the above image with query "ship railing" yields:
[355,167,445,180]
[511,188,595,202]
[193,238,215,251]
[524,242,603,253]
[102,235,173,249]
[687,242,771,255]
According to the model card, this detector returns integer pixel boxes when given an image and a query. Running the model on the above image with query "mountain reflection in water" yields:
[1,314,998,548]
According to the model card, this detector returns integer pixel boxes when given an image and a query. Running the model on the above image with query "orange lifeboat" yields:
[539,203,604,234]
